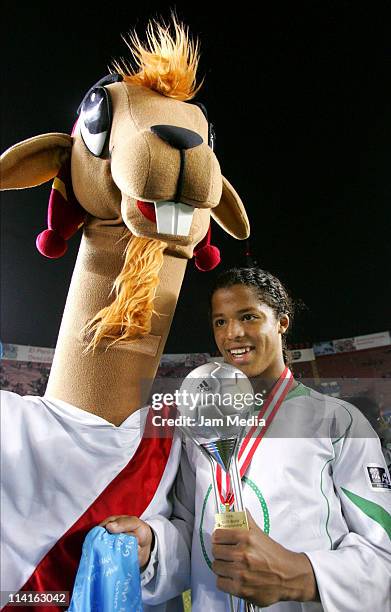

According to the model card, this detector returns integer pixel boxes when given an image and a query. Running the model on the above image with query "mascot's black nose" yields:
[151,125,203,150]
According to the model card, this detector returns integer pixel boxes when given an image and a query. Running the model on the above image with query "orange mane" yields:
[111,17,202,101]
[84,236,167,351]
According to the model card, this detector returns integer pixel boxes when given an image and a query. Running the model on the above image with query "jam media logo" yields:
[366,464,391,490]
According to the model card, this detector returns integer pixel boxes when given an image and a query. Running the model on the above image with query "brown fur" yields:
[85,18,202,347]
[0,17,249,419]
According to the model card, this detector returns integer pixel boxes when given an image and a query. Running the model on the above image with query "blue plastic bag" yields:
[68,526,143,612]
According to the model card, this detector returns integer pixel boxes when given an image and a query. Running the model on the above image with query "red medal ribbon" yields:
[216,367,294,507]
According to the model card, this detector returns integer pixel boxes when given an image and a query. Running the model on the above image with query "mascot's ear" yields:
[211,175,250,240]
[0,133,73,190]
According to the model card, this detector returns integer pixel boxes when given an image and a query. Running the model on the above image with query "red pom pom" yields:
[194,244,221,271]
[36,229,67,259]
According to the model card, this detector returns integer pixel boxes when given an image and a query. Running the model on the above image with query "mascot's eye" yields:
[79,87,112,157]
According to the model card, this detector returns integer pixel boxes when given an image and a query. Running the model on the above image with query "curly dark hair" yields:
[210,267,295,365]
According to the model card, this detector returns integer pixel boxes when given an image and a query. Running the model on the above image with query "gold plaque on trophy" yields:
[215,509,248,530]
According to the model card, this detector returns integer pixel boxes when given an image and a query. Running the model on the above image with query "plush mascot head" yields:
[1,18,250,419]
[1,19,249,353]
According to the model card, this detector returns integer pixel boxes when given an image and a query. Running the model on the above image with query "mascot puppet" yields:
[0,18,250,610]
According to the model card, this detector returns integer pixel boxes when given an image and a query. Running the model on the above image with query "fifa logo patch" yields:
[365,464,391,490]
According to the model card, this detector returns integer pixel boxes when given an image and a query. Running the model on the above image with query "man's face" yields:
[211,284,288,379]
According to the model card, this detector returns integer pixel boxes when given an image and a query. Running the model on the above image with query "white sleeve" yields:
[140,515,190,605]
[170,439,196,551]
[140,440,194,605]
[306,406,391,612]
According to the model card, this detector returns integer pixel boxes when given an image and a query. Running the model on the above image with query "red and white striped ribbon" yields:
[216,366,294,507]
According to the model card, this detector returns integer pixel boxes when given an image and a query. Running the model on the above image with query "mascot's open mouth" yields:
[136,200,194,236]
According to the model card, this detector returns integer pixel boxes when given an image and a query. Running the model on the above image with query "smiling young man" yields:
[211,281,290,381]
[170,267,390,611]
[104,267,391,611]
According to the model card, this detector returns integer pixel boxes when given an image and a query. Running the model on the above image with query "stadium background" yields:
[2,330,390,443]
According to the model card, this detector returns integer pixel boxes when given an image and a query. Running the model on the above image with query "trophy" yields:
[176,361,261,612]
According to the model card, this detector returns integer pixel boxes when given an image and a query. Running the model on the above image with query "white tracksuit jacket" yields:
[153,383,391,611]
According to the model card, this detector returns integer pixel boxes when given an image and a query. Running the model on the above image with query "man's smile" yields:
[226,345,255,363]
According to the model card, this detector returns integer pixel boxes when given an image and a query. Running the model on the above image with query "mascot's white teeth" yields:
[154,201,194,236]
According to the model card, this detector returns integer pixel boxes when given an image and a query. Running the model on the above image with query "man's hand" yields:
[212,510,319,607]
[100,515,155,570]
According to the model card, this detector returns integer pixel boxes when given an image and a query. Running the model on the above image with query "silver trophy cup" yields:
[176,361,261,612]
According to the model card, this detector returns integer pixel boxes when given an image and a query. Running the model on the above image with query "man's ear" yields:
[279,314,290,334]
[211,175,250,239]
[0,133,72,190]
